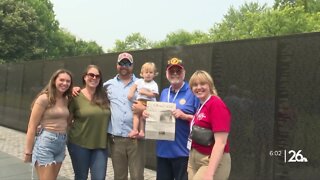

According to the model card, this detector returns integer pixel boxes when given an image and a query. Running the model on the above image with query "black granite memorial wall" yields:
[0,32,319,179]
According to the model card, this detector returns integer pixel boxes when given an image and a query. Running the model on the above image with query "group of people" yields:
[24,52,232,180]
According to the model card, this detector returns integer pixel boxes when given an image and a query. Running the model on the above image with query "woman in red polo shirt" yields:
[187,70,231,180]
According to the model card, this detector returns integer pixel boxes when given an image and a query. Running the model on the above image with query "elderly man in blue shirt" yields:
[143,57,199,180]
[104,52,145,180]
[156,58,199,180]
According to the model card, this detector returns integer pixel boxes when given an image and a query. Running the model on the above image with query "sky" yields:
[50,0,274,51]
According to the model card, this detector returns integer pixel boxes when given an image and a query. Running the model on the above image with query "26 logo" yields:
[285,150,308,163]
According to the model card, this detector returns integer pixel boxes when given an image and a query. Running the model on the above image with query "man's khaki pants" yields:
[109,135,145,180]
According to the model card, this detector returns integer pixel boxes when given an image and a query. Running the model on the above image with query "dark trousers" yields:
[156,156,188,180]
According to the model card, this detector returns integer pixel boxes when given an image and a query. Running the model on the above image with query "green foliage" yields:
[109,1,320,52]
[154,30,209,48]
[108,32,153,53]
[274,0,296,8]
[0,59,5,64]
[108,30,209,52]
[3,0,318,57]
[75,40,104,56]
[274,0,320,12]
[0,0,45,61]
[306,0,320,12]
[49,29,103,58]
[208,3,269,41]
[208,2,320,42]
[0,0,103,63]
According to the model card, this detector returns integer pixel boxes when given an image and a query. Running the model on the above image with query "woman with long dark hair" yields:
[67,65,110,180]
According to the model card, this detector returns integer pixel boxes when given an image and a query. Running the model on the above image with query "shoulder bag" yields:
[190,125,214,146]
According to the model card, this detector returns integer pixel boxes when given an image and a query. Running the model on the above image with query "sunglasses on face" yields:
[168,68,182,74]
[118,61,132,67]
[86,73,100,79]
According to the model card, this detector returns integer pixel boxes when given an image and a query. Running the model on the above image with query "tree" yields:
[27,0,59,59]
[274,0,320,12]
[208,2,320,42]
[154,30,209,48]
[50,29,103,58]
[108,30,209,52]
[306,0,320,12]
[74,40,104,56]
[274,0,296,7]
[108,32,153,52]
[0,0,46,62]
[108,1,320,52]
[208,2,269,41]
[0,0,103,63]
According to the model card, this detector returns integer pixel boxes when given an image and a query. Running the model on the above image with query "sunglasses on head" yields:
[86,73,100,79]
[118,61,132,67]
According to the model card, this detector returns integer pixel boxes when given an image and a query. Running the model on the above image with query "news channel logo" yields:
[269,149,308,163]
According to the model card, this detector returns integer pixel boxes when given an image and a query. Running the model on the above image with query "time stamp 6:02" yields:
[269,150,308,163]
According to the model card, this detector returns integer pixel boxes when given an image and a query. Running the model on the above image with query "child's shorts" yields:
[138,99,148,106]
[32,129,67,166]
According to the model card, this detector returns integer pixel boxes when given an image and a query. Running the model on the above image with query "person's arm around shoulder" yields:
[67,97,76,130]
[67,114,74,131]
[72,86,81,97]
[24,94,47,163]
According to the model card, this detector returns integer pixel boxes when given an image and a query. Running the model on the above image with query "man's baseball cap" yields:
[117,52,133,63]
[166,57,184,70]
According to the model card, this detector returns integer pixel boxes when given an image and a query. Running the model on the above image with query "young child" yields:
[128,62,159,138]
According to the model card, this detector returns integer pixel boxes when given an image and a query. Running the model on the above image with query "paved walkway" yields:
[0,126,156,180]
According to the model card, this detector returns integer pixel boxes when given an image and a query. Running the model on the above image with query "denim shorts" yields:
[32,129,67,166]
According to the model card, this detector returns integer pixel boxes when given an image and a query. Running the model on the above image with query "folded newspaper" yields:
[145,101,176,141]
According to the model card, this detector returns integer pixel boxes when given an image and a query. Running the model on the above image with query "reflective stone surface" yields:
[0,32,319,179]
[273,35,320,180]
[216,39,277,180]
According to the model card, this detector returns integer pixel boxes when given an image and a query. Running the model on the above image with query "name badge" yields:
[187,137,192,150]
